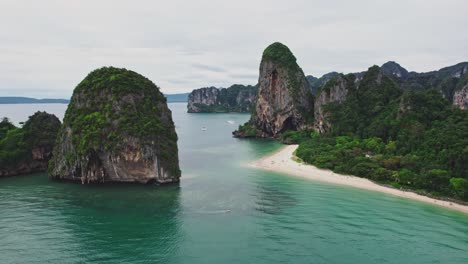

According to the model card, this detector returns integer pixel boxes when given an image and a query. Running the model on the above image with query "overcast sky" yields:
[1,0,467,98]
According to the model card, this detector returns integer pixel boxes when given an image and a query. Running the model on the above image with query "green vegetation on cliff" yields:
[50,67,181,179]
[218,84,257,111]
[62,67,172,153]
[236,123,259,137]
[0,118,16,140]
[289,67,468,201]
[234,42,313,138]
[261,42,307,100]
[262,42,300,74]
[0,112,61,170]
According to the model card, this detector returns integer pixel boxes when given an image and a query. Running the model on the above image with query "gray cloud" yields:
[191,63,226,73]
[229,73,258,81]
[0,0,467,98]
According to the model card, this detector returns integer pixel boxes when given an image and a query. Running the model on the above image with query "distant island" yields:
[0,97,70,104]
[187,85,257,113]
[0,93,190,104]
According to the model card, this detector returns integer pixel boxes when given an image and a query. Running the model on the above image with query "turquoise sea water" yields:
[0,103,467,263]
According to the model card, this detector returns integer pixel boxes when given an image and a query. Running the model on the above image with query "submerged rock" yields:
[0,112,61,177]
[233,42,314,138]
[49,67,181,184]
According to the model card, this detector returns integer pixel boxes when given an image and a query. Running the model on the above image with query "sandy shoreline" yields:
[250,145,468,214]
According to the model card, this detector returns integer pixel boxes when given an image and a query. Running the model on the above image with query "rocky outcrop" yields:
[233,42,313,138]
[313,75,349,133]
[0,112,61,177]
[187,85,257,113]
[381,61,409,79]
[49,67,180,184]
[307,72,340,95]
[453,84,468,109]
[187,87,219,112]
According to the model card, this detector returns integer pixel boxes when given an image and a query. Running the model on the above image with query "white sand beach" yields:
[250,145,468,214]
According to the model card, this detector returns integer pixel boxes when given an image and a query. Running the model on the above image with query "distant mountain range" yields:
[0,97,70,104]
[0,93,190,104]
[306,61,468,103]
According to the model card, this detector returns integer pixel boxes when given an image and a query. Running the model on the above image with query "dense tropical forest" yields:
[282,66,468,201]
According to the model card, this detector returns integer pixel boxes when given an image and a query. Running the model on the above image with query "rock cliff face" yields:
[187,85,257,113]
[313,75,349,133]
[233,52,466,137]
[49,67,180,184]
[233,42,313,138]
[0,112,61,177]
[453,84,468,110]
[187,87,219,112]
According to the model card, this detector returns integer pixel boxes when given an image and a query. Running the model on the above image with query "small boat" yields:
[227,120,235,125]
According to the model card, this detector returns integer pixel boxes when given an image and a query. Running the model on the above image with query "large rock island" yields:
[233,42,314,138]
[187,84,257,113]
[49,67,181,184]
[0,112,61,177]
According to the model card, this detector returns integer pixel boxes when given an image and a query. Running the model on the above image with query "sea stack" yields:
[49,67,181,184]
[233,42,313,138]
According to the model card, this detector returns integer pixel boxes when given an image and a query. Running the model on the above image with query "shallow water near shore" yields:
[0,103,467,264]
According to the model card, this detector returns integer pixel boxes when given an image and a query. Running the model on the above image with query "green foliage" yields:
[217,84,257,112]
[0,112,60,169]
[64,67,171,154]
[450,178,468,199]
[0,117,16,140]
[236,123,258,137]
[262,42,299,74]
[296,69,468,200]
[325,67,402,139]
[280,130,311,144]
[261,42,309,104]
[0,128,28,166]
